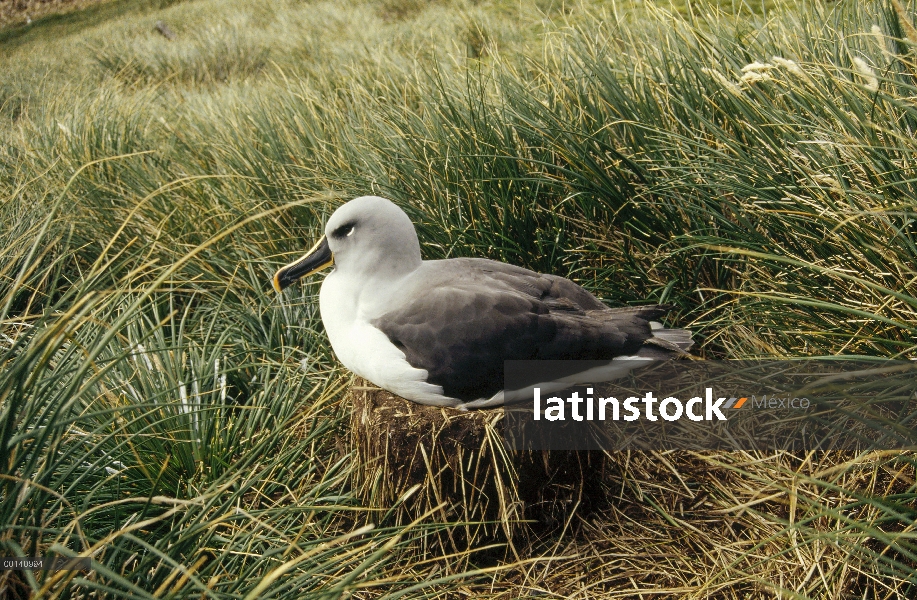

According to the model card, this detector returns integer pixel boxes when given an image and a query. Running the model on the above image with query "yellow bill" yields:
[272,235,334,292]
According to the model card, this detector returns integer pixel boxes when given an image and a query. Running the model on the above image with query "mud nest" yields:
[348,378,610,553]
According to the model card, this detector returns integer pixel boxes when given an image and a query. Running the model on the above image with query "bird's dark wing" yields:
[371,258,673,401]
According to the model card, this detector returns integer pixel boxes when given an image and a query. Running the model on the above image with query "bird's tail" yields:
[595,304,693,358]
[637,321,693,358]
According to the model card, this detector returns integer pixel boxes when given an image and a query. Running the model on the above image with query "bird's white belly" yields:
[319,273,458,406]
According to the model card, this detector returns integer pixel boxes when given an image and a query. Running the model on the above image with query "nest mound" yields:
[349,378,610,554]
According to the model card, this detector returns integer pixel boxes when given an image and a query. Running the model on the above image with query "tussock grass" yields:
[1,0,916,597]
[94,24,270,88]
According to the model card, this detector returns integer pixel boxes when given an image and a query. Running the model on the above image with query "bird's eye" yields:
[333,223,356,238]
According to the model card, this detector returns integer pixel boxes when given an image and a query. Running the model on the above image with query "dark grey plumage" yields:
[373,257,691,401]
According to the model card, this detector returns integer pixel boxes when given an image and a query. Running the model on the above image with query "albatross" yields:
[272,196,692,409]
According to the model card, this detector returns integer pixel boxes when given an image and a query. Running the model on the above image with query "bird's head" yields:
[272,196,422,292]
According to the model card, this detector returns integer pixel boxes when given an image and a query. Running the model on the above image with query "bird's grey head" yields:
[325,196,422,276]
[272,196,422,292]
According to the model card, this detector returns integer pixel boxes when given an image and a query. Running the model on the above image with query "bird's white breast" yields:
[318,269,458,406]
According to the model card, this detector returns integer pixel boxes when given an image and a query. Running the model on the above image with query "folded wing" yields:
[372,258,690,402]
